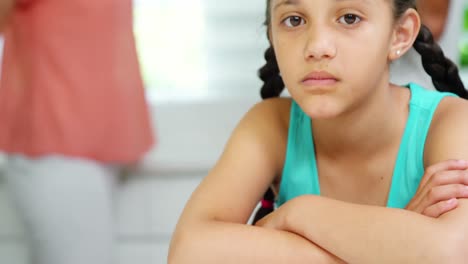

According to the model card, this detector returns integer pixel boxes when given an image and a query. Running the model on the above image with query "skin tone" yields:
[417,0,450,40]
[0,0,14,31]
[169,0,468,263]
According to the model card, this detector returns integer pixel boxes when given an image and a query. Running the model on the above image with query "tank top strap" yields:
[386,83,457,208]
[277,100,320,206]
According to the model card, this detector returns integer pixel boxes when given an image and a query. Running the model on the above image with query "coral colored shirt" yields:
[0,0,154,163]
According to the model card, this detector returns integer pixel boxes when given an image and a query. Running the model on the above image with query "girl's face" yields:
[269,0,397,118]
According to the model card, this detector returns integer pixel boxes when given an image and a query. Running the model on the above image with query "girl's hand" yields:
[406,159,468,217]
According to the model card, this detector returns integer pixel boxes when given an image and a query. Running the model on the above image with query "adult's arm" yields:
[0,0,15,31]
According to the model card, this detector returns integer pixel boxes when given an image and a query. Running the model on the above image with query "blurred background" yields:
[0,0,268,263]
[0,0,468,263]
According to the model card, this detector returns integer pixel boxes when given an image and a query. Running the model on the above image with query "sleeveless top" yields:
[277,83,457,208]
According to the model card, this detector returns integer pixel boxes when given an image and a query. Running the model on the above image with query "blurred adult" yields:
[0,0,154,263]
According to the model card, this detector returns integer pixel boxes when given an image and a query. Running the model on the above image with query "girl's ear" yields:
[268,28,273,44]
[388,8,421,61]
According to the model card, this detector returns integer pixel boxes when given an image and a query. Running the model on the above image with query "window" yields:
[133,0,269,100]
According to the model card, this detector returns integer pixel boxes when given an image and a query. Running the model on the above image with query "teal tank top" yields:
[277,83,457,208]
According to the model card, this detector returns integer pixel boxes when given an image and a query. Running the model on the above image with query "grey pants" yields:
[4,154,118,264]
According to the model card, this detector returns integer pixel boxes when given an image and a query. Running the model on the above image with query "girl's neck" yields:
[312,83,410,160]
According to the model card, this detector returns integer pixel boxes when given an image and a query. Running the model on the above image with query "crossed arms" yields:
[168,89,468,263]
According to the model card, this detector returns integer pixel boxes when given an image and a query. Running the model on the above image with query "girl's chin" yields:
[307,111,342,120]
[297,99,343,119]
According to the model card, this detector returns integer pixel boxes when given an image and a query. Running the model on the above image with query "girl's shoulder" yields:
[244,97,292,132]
[239,97,292,134]
[234,97,292,171]
[424,96,468,165]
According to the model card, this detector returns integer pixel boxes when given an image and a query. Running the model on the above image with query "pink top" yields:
[0,0,154,163]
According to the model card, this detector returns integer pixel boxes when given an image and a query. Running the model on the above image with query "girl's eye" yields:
[283,16,305,27]
[338,14,361,25]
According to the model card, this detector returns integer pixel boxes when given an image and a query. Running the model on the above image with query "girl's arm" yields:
[259,194,465,264]
[169,220,344,264]
[168,99,344,264]
[257,97,468,264]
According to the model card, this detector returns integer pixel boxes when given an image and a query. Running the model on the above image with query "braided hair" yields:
[413,25,468,98]
[252,0,467,224]
[259,46,285,99]
[252,1,284,224]
[252,46,283,224]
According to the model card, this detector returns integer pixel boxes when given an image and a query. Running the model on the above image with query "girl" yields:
[169,0,468,263]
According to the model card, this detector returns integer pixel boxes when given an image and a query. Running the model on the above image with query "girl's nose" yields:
[304,27,337,60]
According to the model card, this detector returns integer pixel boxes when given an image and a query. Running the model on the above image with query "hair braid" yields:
[258,46,285,99]
[252,46,284,224]
[413,25,468,99]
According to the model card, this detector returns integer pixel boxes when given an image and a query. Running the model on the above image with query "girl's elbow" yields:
[432,230,468,264]
[451,235,468,264]
[167,249,179,264]
[168,229,194,264]
[168,222,212,264]
[167,234,183,264]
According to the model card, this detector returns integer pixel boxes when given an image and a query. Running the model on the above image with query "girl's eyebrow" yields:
[336,0,371,4]
[274,0,371,11]
[273,0,299,11]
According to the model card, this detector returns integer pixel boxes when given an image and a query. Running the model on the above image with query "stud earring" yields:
[396,50,401,56]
